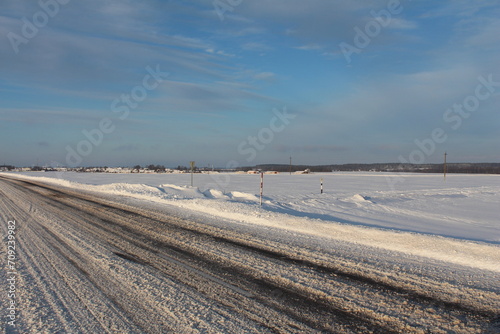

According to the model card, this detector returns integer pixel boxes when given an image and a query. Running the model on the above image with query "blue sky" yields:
[1,0,499,167]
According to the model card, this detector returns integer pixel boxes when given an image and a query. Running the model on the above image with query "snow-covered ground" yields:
[3,171,499,273]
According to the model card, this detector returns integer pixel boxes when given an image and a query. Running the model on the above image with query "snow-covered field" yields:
[5,171,499,273]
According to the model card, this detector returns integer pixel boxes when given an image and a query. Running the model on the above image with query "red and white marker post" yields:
[260,172,264,206]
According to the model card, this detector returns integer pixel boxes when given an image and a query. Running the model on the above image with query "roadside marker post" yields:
[260,172,263,206]
[190,161,195,187]
[321,178,323,194]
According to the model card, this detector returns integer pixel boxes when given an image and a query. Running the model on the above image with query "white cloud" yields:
[253,72,275,81]
[464,18,500,49]
[387,18,418,30]
[295,44,324,51]
[241,42,272,52]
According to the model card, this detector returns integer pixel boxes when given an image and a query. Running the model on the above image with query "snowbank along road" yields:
[0,175,499,333]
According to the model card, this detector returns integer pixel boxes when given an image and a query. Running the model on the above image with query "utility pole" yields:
[190,161,195,187]
[289,156,292,175]
[444,152,447,181]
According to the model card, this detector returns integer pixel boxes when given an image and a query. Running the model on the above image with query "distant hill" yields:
[244,163,500,174]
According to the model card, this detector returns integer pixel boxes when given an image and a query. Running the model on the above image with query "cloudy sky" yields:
[1,0,499,168]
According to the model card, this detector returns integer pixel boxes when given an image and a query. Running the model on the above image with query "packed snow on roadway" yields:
[3,171,499,273]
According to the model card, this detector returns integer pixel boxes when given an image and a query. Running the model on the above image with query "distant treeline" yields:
[247,163,500,174]
[3,163,500,174]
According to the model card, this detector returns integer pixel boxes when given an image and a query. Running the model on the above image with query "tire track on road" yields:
[1,177,323,333]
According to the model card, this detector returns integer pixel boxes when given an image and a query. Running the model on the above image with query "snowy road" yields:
[1,175,499,333]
